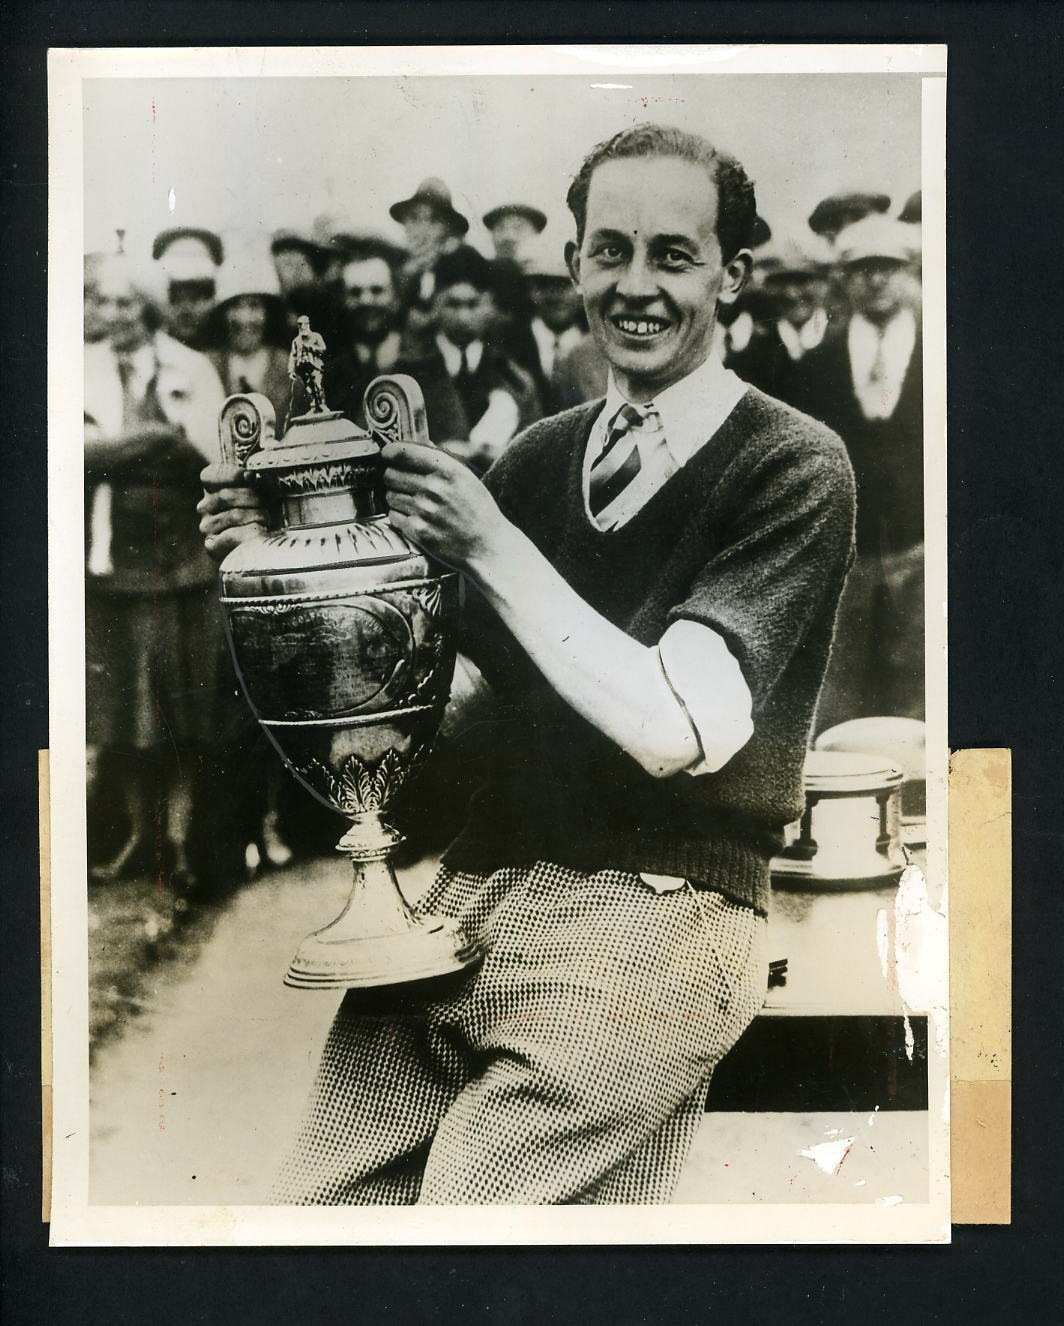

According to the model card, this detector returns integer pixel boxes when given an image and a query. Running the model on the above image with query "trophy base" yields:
[284,915,480,990]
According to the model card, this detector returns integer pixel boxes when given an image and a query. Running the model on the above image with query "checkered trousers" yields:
[271,861,767,1206]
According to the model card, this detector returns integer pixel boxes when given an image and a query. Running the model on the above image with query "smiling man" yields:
[199,124,855,1205]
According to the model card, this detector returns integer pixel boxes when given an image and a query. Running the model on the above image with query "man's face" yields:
[95,271,149,353]
[436,281,493,348]
[768,275,820,329]
[403,204,450,267]
[490,214,536,261]
[843,258,911,323]
[342,257,398,343]
[224,296,269,356]
[569,156,747,400]
[167,279,215,344]
[529,275,583,335]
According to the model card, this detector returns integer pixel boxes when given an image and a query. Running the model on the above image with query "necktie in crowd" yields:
[588,401,663,526]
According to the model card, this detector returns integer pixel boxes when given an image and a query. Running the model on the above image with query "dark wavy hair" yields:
[566,124,757,263]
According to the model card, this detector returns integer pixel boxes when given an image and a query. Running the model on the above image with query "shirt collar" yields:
[437,333,483,375]
[601,352,747,467]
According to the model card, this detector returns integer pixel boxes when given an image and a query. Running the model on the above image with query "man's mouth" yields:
[610,314,672,339]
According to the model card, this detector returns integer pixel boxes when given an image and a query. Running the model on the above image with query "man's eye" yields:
[592,244,624,263]
[659,250,694,269]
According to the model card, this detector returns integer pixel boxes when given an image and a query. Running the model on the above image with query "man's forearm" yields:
[465,522,701,778]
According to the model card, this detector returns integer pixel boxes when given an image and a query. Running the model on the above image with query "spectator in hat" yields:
[204,250,293,426]
[482,202,547,266]
[522,250,588,414]
[84,253,226,887]
[323,243,467,445]
[807,191,891,246]
[790,213,923,729]
[418,245,540,472]
[728,237,831,404]
[389,178,483,353]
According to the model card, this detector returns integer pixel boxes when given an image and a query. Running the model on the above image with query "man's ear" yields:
[718,249,753,307]
[565,240,581,287]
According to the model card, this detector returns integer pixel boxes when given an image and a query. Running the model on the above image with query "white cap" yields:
[836,215,920,266]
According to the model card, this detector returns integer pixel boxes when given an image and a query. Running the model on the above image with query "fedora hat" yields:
[389,178,469,237]
[482,202,547,234]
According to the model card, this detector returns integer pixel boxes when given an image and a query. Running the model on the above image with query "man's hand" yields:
[198,462,268,563]
[381,441,510,575]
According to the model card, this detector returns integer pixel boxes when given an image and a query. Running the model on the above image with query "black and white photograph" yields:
[46,43,948,1244]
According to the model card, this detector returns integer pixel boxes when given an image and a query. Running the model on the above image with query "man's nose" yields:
[615,252,657,301]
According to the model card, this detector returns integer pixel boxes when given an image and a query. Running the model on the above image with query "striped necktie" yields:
[588,402,660,524]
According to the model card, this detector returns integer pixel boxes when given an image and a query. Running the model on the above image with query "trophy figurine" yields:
[217,325,480,988]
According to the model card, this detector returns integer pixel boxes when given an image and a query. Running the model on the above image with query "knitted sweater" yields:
[442,386,856,916]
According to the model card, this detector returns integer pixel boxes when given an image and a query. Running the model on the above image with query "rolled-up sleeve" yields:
[657,619,754,775]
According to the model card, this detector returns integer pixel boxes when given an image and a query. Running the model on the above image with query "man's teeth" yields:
[616,318,668,336]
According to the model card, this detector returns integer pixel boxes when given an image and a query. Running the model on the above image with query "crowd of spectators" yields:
[84,174,924,891]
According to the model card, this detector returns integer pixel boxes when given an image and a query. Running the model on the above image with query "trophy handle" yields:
[363,374,431,448]
[218,392,277,468]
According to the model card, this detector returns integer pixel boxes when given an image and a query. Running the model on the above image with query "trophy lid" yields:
[244,410,380,475]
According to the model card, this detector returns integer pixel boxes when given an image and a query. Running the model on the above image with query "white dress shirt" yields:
[776,307,828,361]
[581,353,754,780]
[847,308,917,420]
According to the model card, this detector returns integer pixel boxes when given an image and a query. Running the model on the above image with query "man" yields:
[482,201,548,265]
[523,251,588,414]
[87,255,225,886]
[420,245,540,472]
[200,124,855,1205]
[389,177,475,344]
[728,238,830,405]
[790,213,922,729]
[323,243,467,443]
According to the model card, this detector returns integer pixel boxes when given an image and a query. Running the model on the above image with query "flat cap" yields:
[482,202,548,233]
[808,192,891,237]
[835,214,920,266]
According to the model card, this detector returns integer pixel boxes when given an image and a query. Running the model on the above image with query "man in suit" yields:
[522,252,588,415]
[322,242,467,444]
[728,238,830,406]
[790,214,923,729]
[420,245,540,472]
[389,177,485,357]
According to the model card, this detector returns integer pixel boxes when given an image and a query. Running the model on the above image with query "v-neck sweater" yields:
[443,387,856,916]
